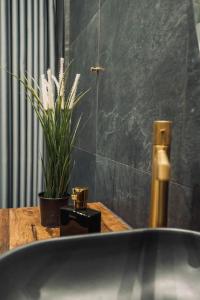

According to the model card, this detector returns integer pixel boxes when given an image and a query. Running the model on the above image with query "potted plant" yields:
[16,58,87,227]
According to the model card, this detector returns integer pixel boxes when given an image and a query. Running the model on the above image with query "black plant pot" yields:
[39,192,69,227]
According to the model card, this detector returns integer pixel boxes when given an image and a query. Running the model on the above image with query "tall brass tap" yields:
[149,121,172,228]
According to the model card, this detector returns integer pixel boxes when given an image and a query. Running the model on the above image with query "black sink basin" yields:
[0,228,200,299]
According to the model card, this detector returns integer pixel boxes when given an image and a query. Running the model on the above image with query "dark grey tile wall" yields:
[69,0,100,201]
[64,0,70,61]
[70,13,98,154]
[70,0,99,44]
[70,148,96,200]
[69,0,200,229]
[194,0,200,22]
[95,155,151,228]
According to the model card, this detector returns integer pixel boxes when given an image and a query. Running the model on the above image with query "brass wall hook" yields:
[90,66,105,73]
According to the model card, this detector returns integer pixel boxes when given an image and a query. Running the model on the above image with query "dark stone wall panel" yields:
[168,182,200,230]
[70,148,96,200]
[69,0,200,229]
[70,13,98,154]
[97,0,189,175]
[175,2,200,188]
[95,155,151,228]
[70,0,99,44]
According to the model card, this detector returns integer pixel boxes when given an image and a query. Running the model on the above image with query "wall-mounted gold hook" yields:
[90,66,105,73]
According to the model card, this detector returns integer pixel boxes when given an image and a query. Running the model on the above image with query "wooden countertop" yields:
[0,202,131,254]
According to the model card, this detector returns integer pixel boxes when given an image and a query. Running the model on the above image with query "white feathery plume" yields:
[68,74,80,110]
[47,69,54,110]
[52,75,59,94]
[59,57,65,109]
[59,57,64,93]
[41,74,48,110]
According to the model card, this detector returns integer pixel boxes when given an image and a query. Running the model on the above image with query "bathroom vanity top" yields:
[0,202,131,254]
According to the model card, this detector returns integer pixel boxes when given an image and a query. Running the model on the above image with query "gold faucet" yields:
[149,121,172,228]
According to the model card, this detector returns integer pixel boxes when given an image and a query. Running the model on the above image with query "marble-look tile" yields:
[174,2,200,187]
[69,0,106,44]
[69,0,200,229]
[70,0,99,44]
[95,154,200,230]
[69,13,98,154]
[64,0,70,61]
[168,181,200,230]
[100,0,106,6]
[97,0,188,175]
[95,155,151,228]
[193,0,200,23]
[70,148,96,200]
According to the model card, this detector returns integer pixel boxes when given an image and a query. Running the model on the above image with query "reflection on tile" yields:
[70,148,96,200]
[168,183,190,229]
[70,0,99,44]
[70,13,98,154]
[175,1,200,187]
[95,155,151,228]
[70,0,107,43]
[97,0,189,173]
[69,0,200,228]
[168,182,191,229]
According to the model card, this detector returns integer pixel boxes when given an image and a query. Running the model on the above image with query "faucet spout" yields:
[149,121,172,228]
[156,148,170,181]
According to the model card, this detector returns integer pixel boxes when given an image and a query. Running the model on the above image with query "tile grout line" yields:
[94,75,99,199]
[74,146,151,176]
[75,146,193,191]
[95,0,101,199]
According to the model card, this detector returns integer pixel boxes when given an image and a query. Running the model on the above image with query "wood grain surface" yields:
[0,209,9,253]
[0,202,131,254]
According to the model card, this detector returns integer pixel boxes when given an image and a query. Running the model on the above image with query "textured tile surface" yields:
[70,0,99,44]
[69,0,200,229]
[97,0,188,173]
[175,2,200,187]
[64,0,70,61]
[95,155,151,228]
[168,183,192,229]
[70,13,98,154]
[70,0,106,44]
[168,181,200,230]
[70,148,96,200]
